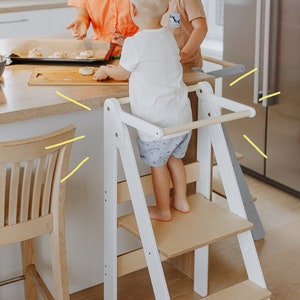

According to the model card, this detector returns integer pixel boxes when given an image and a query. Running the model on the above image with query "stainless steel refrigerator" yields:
[222,0,300,197]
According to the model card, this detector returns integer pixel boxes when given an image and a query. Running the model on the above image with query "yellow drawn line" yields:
[243,135,267,159]
[60,157,90,183]
[56,91,91,111]
[45,135,85,149]
[229,67,258,87]
[259,91,281,102]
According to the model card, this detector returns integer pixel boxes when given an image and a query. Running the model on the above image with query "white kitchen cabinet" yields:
[48,7,75,36]
[0,10,44,38]
[0,7,74,38]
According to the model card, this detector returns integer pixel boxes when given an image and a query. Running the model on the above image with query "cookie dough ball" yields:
[79,66,95,76]
[79,50,94,59]
[28,48,42,58]
[49,51,69,59]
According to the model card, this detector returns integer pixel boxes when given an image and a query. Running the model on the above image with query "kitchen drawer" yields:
[0,7,73,38]
[0,10,46,38]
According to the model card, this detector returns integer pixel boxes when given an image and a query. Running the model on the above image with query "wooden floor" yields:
[70,174,300,300]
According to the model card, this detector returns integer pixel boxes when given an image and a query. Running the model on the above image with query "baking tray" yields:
[7,39,115,66]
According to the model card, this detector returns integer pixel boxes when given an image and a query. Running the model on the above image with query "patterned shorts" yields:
[138,132,191,167]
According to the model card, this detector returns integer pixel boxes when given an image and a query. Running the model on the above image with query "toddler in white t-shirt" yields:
[94,0,192,221]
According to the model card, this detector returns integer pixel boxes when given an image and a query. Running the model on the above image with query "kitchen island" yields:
[0,39,214,299]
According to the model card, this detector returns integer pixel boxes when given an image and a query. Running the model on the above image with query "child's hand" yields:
[67,19,88,40]
[112,31,125,46]
[93,65,111,81]
[94,64,130,82]
[179,50,189,64]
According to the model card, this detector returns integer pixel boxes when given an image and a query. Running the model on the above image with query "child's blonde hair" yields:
[131,0,169,18]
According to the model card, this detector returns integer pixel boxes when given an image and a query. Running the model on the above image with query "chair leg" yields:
[21,239,38,300]
[27,265,55,300]
[49,213,70,300]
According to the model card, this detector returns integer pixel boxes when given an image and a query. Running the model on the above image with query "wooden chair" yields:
[0,125,76,300]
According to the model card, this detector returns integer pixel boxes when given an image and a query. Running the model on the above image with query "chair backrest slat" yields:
[31,157,46,219]
[41,152,58,216]
[0,164,5,227]
[19,160,33,223]
[8,162,21,226]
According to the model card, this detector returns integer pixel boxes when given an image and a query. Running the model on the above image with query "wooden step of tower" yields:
[118,194,253,259]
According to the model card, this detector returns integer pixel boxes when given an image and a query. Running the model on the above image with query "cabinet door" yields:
[0,7,74,39]
[0,10,47,38]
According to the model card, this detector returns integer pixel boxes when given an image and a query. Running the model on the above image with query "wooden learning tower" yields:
[103,81,271,299]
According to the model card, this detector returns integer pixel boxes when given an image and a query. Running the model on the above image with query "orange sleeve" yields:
[68,0,85,8]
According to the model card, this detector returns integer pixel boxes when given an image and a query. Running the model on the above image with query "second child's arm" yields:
[93,64,130,81]
[180,17,207,64]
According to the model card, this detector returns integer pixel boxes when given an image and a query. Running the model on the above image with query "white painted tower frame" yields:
[103,82,268,299]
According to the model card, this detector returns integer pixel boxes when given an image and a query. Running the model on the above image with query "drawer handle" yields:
[0,19,29,24]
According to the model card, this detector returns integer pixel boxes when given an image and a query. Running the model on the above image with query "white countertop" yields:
[0,0,68,13]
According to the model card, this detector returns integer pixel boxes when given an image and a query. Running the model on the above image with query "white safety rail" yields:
[103,81,270,300]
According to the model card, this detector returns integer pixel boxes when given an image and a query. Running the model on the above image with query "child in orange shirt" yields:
[67,0,138,47]
[161,0,208,70]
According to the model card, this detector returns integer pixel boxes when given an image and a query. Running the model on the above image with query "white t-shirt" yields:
[120,27,192,141]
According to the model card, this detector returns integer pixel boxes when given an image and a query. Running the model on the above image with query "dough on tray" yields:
[48,51,69,59]
[79,50,94,58]
[79,66,95,76]
[28,48,42,58]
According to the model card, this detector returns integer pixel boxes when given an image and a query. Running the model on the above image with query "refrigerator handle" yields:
[254,0,271,106]
[262,0,271,107]
[253,0,262,104]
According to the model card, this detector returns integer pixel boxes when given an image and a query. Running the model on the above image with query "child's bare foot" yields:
[170,197,190,213]
[148,206,172,222]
